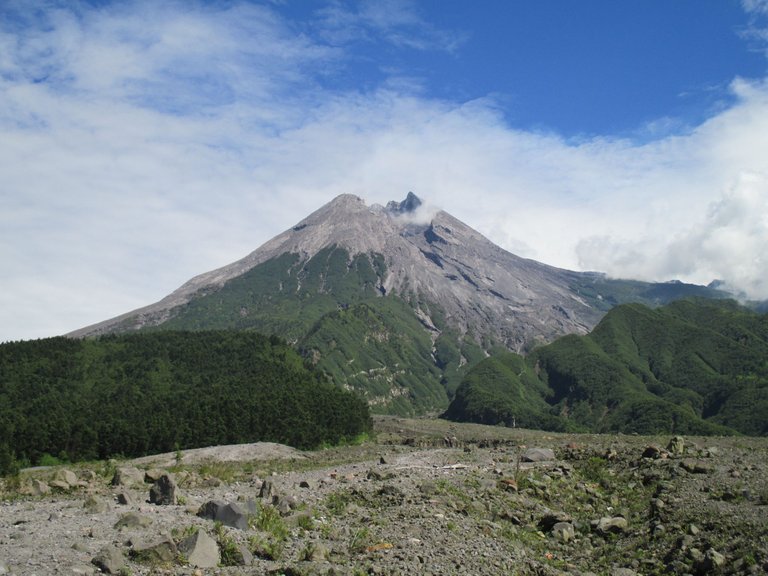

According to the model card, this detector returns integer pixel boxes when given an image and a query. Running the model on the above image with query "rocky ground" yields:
[1,416,767,576]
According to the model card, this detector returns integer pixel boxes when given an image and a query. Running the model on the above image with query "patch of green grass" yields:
[198,461,244,484]
[578,456,609,484]
[214,522,241,567]
[324,490,352,516]
[349,526,371,554]
[249,502,289,541]
[249,534,284,561]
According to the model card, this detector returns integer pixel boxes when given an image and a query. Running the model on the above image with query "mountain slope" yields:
[69,193,730,414]
[444,299,768,435]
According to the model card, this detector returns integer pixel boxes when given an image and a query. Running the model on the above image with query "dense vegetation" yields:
[0,331,372,475]
[140,246,481,415]
[445,299,768,436]
[108,246,733,416]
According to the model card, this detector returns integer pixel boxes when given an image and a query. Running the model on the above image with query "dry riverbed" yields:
[1,416,767,575]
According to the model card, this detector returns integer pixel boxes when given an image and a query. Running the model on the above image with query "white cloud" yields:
[2,1,768,342]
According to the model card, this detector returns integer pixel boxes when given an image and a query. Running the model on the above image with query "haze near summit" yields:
[2,0,768,342]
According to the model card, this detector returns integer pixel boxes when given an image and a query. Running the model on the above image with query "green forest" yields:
[0,331,371,475]
[445,299,768,436]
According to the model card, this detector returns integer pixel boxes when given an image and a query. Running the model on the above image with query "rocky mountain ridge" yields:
[67,193,730,414]
[70,193,706,349]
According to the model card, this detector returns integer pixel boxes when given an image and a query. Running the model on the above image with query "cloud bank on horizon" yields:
[2,0,768,341]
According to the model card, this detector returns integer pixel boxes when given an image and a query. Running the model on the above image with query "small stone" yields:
[114,512,152,530]
[704,548,726,570]
[83,495,109,514]
[552,522,576,542]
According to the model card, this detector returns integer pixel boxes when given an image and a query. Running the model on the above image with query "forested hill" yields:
[0,331,372,475]
[444,299,768,436]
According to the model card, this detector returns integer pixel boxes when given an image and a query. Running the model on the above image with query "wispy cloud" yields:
[314,0,466,52]
[2,1,768,342]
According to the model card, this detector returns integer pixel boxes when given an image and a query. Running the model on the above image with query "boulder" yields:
[521,447,555,462]
[679,459,712,474]
[642,445,667,459]
[539,510,573,532]
[55,468,79,487]
[83,495,109,514]
[114,512,153,530]
[149,474,177,505]
[131,534,177,564]
[29,479,51,496]
[144,468,167,483]
[259,479,275,499]
[703,548,726,571]
[49,480,71,491]
[594,516,628,535]
[178,530,219,568]
[116,491,135,506]
[552,522,576,542]
[91,546,126,574]
[667,436,685,456]
[197,500,249,530]
[111,466,145,487]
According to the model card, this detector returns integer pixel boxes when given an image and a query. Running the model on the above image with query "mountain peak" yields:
[386,192,422,215]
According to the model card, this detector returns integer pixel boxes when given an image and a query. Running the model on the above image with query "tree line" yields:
[0,331,372,475]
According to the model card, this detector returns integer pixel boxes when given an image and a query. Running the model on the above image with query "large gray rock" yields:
[594,516,628,535]
[149,474,176,505]
[521,447,556,463]
[131,534,177,564]
[29,479,51,496]
[91,545,126,574]
[54,468,79,487]
[197,500,249,530]
[178,530,219,568]
[667,436,685,456]
[111,466,145,487]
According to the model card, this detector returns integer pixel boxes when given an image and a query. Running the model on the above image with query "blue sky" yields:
[2,0,768,341]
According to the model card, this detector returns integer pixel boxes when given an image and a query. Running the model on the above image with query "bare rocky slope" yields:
[2,417,766,576]
[69,193,721,352]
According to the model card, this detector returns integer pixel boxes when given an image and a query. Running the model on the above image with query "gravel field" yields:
[2,416,767,575]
